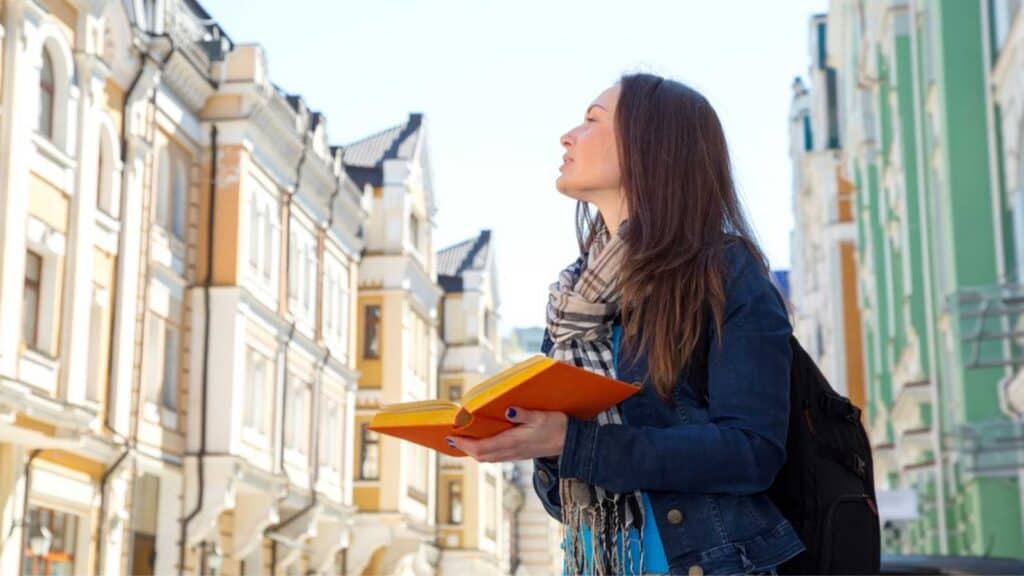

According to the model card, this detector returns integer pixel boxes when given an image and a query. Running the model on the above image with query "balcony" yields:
[948,283,1024,369]
[946,420,1024,479]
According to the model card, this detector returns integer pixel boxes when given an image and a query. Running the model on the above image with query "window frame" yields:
[358,422,380,480]
[38,50,55,140]
[363,305,381,359]
[22,250,43,351]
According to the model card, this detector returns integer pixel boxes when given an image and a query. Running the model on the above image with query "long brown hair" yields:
[576,73,768,400]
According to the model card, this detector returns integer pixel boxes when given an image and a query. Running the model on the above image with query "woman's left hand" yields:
[447,407,567,462]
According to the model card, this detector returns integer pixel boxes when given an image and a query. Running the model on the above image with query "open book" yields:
[368,354,641,456]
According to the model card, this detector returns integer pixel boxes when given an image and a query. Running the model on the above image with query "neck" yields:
[595,195,628,237]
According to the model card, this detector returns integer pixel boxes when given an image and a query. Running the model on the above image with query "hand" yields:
[446,407,567,462]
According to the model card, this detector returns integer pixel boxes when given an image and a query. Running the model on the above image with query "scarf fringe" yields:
[549,219,647,576]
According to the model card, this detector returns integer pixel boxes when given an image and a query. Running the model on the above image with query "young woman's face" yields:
[556,83,622,201]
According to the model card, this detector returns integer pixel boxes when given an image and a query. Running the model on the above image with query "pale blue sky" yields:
[203,0,829,331]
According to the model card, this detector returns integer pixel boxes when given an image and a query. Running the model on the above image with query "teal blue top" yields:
[560,325,669,574]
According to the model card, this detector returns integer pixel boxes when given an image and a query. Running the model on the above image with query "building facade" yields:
[793,0,1024,557]
[342,113,445,576]
[0,0,367,574]
[0,1,559,575]
[435,229,507,574]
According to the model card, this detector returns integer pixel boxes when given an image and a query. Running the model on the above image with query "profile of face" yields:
[556,83,622,202]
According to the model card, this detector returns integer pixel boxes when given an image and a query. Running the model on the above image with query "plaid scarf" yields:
[545,218,646,576]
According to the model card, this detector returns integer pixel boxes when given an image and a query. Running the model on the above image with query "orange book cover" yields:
[368,354,641,456]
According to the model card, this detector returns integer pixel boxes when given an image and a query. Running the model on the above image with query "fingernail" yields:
[445,437,455,448]
[506,407,517,419]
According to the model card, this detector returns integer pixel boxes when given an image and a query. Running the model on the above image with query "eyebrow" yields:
[586,104,607,114]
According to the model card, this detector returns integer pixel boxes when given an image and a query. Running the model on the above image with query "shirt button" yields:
[688,565,703,576]
[537,468,551,485]
[667,508,684,524]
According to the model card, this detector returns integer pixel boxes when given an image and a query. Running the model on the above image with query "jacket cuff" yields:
[558,416,598,483]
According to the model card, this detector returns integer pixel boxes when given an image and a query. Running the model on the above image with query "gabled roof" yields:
[340,113,424,188]
[437,230,493,293]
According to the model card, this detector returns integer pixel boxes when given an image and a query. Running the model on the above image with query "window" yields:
[144,297,181,424]
[484,475,497,540]
[161,324,179,411]
[323,255,350,353]
[244,348,271,435]
[358,422,379,480]
[96,137,118,217]
[129,475,160,576]
[363,305,381,359]
[285,378,310,455]
[38,50,55,139]
[485,309,497,346]
[21,506,78,576]
[447,384,462,402]
[246,182,281,291]
[447,479,463,524]
[320,397,340,471]
[85,284,108,403]
[288,222,317,323]
[408,445,428,503]
[22,251,43,350]
[155,146,188,241]
[409,212,420,252]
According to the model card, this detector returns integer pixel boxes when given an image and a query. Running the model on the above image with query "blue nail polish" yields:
[446,437,455,447]
[507,407,517,419]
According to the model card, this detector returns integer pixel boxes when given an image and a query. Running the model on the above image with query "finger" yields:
[504,406,544,425]
[448,436,479,457]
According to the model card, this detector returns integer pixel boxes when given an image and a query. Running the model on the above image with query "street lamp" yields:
[28,522,52,558]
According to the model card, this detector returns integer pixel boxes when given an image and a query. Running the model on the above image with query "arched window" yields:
[38,50,55,139]
[96,126,119,218]
[97,140,111,215]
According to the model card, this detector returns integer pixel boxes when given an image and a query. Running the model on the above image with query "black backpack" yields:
[687,302,881,574]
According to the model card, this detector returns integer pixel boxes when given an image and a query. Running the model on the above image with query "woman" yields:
[446,73,805,576]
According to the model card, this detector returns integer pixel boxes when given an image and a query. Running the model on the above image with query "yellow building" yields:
[343,114,445,575]
[435,230,507,574]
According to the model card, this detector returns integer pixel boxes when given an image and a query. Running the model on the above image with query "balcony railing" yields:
[946,420,1024,477]
[948,284,1024,369]
[162,0,232,72]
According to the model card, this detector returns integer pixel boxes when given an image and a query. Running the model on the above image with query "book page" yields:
[460,354,550,406]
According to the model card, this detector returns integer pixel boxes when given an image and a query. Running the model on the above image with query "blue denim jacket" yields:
[534,242,806,575]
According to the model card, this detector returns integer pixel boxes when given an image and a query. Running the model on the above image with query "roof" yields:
[340,113,423,188]
[437,230,492,293]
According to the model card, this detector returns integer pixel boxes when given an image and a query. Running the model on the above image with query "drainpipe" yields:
[13,450,42,576]
[178,122,218,576]
[95,29,175,576]
[267,126,310,573]
[906,0,949,553]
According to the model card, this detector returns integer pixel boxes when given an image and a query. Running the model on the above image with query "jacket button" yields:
[688,565,703,576]
[667,508,684,524]
[537,468,551,485]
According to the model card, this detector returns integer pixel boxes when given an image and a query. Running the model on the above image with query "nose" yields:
[560,131,573,149]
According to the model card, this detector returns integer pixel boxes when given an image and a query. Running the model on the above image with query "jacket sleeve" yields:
[533,456,563,521]
[556,268,792,496]
[531,328,564,521]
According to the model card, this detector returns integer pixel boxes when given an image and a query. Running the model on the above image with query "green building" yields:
[793,0,1024,556]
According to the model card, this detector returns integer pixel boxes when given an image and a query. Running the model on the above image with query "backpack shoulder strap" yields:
[686,278,792,408]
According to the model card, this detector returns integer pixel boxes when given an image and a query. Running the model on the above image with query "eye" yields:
[585,116,595,123]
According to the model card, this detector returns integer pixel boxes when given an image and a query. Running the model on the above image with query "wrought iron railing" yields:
[948,284,1024,369]
[946,420,1024,476]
